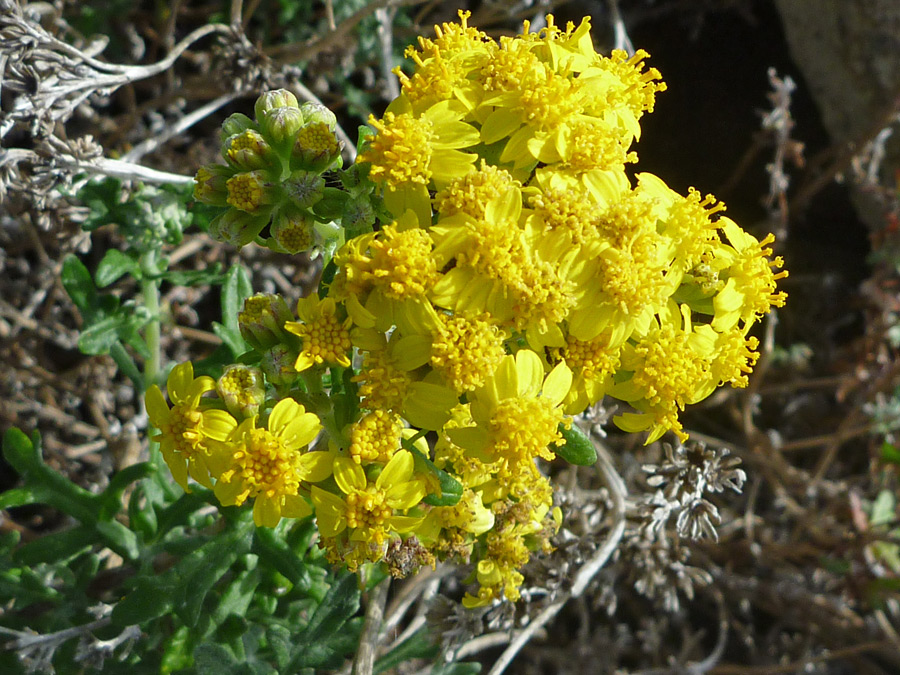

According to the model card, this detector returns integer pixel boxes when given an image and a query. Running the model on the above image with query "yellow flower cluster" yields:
[151,12,786,608]
[349,11,785,602]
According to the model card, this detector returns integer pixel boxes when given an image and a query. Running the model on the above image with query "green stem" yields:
[142,277,161,391]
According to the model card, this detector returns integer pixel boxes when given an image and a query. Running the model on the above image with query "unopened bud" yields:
[217,365,266,418]
[291,122,343,172]
[254,89,299,120]
[259,106,306,147]
[283,170,325,209]
[341,197,376,237]
[193,164,231,206]
[221,112,256,139]
[260,343,300,387]
[226,170,275,213]
[238,293,295,351]
[209,209,268,248]
[269,207,315,254]
[224,129,276,171]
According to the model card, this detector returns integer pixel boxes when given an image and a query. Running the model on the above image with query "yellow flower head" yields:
[225,170,273,213]
[351,333,457,431]
[449,350,572,477]
[554,332,623,414]
[711,217,788,332]
[434,161,522,220]
[145,362,237,491]
[284,295,352,372]
[214,398,328,527]
[358,99,480,219]
[311,450,426,568]
[610,305,717,443]
[429,311,507,393]
[430,191,575,335]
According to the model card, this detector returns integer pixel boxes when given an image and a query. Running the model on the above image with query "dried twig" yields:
[0,3,231,135]
[1,147,194,186]
[607,0,635,55]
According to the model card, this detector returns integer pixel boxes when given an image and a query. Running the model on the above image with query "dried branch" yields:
[1,146,194,188]
[0,2,232,136]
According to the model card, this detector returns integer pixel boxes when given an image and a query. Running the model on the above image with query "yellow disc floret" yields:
[360,112,435,188]
[349,410,403,465]
[226,171,269,212]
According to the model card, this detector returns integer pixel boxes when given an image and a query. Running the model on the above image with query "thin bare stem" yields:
[608,0,635,55]
[1,148,194,185]
[351,576,391,675]
[375,7,400,101]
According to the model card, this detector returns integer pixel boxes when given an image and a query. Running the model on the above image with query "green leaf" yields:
[193,644,241,675]
[871,489,897,527]
[375,628,439,674]
[266,625,292,669]
[100,462,155,518]
[96,520,140,560]
[406,445,463,507]
[312,187,350,221]
[213,566,261,624]
[882,441,900,466]
[215,263,252,357]
[155,264,226,286]
[111,575,175,626]
[14,525,93,565]
[160,625,194,674]
[2,429,103,524]
[95,248,141,286]
[0,487,37,509]
[318,258,338,299]
[289,574,362,669]
[77,307,152,356]
[61,254,99,315]
[174,517,255,626]
[110,341,144,392]
[555,423,598,466]
[252,525,312,592]
[128,483,158,538]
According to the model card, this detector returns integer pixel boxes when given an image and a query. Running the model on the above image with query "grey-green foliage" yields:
[0,429,362,673]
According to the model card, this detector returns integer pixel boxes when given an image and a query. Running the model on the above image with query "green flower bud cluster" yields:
[194,89,345,252]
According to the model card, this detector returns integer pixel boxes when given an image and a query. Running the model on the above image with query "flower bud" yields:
[254,89,299,120]
[221,112,256,139]
[259,106,306,148]
[238,293,295,351]
[300,102,336,129]
[226,170,275,213]
[260,343,300,387]
[341,196,376,237]
[217,365,266,418]
[223,129,276,171]
[193,164,231,207]
[291,122,343,172]
[209,209,268,248]
[269,206,315,254]
[283,170,325,209]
